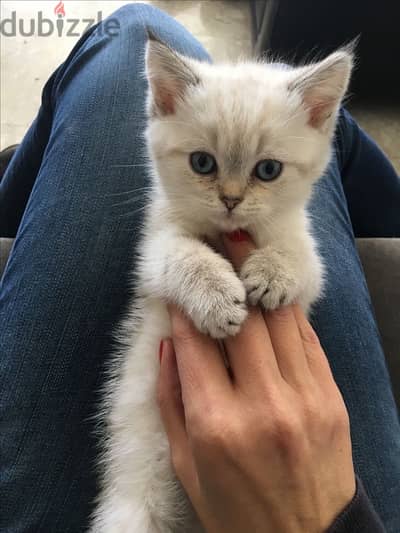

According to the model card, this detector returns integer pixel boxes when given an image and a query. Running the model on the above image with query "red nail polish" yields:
[226,229,250,242]
[159,340,164,363]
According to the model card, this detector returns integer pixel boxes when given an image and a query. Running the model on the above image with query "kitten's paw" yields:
[191,270,247,339]
[241,249,299,311]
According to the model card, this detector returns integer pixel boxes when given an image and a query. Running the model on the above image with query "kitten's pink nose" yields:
[220,195,243,211]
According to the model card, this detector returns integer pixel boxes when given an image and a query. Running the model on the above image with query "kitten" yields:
[90,33,352,532]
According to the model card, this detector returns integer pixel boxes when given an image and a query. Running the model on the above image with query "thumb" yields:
[222,230,256,270]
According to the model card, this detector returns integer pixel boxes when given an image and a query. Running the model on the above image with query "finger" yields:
[222,231,283,389]
[167,304,232,409]
[223,306,283,391]
[263,304,313,389]
[157,338,198,493]
[221,230,255,271]
[157,338,187,447]
[292,304,334,383]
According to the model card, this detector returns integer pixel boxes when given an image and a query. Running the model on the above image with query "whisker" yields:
[106,186,154,197]
[117,205,149,219]
[110,164,150,168]
[111,196,151,208]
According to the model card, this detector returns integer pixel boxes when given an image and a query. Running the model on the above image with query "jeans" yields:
[1,4,399,532]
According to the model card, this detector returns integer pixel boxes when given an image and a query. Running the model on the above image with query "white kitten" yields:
[90,33,352,533]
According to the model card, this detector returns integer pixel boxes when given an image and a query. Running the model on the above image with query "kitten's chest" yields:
[204,233,225,256]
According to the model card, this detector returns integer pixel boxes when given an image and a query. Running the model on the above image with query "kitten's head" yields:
[145,33,353,232]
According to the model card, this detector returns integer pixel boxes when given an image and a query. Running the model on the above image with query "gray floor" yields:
[1,0,398,172]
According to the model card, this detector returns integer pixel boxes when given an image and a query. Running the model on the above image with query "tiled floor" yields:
[1,0,398,172]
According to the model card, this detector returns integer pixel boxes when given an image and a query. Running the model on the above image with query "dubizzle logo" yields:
[0,1,120,38]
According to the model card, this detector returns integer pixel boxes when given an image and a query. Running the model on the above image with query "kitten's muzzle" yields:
[220,195,243,211]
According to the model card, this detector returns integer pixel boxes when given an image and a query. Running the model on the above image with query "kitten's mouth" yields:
[225,209,244,222]
[211,210,244,232]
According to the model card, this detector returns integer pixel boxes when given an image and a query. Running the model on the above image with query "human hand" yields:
[157,231,356,533]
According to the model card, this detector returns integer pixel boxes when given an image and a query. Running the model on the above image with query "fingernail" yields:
[159,340,164,363]
[225,229,250,242]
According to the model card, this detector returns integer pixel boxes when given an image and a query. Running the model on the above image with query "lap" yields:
[1,4,399,531]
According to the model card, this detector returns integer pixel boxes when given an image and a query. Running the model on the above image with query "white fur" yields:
[90,38,352,532]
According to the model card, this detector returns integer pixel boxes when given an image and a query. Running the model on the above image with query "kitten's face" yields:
[146,39,352,232]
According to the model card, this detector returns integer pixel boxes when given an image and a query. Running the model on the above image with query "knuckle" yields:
[172,319,197,344]
[325,405,351,446]
[311,394,350,437]
[270,411,303,452]
[269,305,293,323]
[301,393,322,424]
[168,304,195,335]
[332,402,351,432]
[300,322,321,347]
[185,402,205,430]
[191,412,235,453]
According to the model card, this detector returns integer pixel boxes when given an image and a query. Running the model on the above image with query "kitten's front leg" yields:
[140,229,247,338]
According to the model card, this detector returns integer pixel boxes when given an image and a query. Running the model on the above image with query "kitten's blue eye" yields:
[190,152,217,175]
[254,159,283,181]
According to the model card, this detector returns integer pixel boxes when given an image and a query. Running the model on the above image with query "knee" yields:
[88,3,157,52]
[50,2,208,119]
[104,2,209,62]
[111,2,162,32]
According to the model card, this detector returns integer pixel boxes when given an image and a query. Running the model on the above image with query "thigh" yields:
[309,134,400,532]
[336,108,400,237]
[0,5,209,532]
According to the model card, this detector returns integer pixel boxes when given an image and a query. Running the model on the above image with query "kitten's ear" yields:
[145,30,200,116]
[289,48,354,130]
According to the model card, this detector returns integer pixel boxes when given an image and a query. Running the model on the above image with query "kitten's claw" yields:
[240,249,299,311]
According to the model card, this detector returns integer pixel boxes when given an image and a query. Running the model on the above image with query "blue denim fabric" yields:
[0,3,399,532]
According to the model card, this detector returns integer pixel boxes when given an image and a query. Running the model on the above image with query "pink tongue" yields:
[225,229,251,242]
